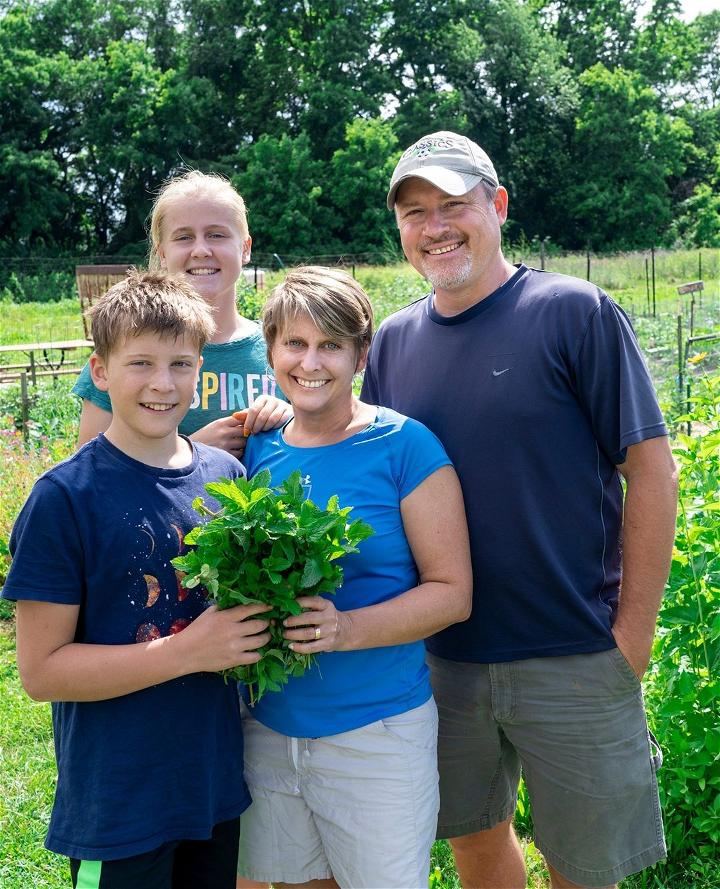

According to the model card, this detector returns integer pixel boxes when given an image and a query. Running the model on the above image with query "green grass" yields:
[0,624,68,888]
[0,300,87,348]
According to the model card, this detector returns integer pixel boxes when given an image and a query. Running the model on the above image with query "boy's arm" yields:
[16,600,270,702]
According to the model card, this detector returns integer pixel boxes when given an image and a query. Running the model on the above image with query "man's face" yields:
[394,178,508,302]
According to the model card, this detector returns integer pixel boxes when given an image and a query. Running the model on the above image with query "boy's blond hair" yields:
[148,170,249,268]
[263,266,374,365]
[89,270,216,360]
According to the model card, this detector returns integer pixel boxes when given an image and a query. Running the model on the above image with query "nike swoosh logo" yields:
[492,368,510,376]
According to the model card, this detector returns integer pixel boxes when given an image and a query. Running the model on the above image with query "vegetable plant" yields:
[172,469,373,702]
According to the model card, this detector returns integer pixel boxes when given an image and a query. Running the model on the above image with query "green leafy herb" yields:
[172,469,374,703]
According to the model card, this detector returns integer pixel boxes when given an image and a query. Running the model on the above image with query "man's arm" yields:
[613,436,678,678]
[15,600,271,702]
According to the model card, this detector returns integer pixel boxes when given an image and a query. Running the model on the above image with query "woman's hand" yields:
[283,596,351,654]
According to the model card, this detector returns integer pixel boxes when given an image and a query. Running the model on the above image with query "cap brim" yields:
[387,168,484,209]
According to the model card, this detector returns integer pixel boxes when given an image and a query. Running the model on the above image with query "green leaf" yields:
[175,469,374,701]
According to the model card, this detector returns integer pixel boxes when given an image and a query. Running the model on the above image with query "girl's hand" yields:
[189,415,249,458]
[242,396,292,435]
[283,596,351,654]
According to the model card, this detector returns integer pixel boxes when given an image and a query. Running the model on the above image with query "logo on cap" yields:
[403,134,460,160]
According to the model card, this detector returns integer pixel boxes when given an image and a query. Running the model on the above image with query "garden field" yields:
[0,253,719,888]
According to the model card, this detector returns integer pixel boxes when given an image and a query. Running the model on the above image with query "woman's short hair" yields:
[148,170,249,269]
[262,266,374,364]
[89,270,216,360]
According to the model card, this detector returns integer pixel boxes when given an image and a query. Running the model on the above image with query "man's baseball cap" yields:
[387,131,499,210]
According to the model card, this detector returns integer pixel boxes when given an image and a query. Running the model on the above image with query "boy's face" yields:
[90,331,201,448]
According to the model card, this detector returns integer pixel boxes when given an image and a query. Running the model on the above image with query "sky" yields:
[638,0,720,18]
[680,0,720,17]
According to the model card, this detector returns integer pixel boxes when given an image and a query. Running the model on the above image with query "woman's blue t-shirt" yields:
[242,406,451,738]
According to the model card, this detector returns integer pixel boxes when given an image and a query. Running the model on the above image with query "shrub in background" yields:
[645,372,720,881]
[0,271,77,304]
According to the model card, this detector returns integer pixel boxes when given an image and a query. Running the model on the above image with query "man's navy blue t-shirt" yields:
[2,436,252,860]
[361,265,667,663]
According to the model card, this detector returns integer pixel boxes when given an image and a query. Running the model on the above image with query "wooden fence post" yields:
[20,372,29,444]
[651,246,656,317]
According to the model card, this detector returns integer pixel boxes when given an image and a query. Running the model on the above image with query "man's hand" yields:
[611,623,651,679]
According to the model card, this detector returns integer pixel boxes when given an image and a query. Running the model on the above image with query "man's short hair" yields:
[89,270,216,360]
[262,266,373,364]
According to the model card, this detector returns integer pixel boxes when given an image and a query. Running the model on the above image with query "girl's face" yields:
[158,197,252,309]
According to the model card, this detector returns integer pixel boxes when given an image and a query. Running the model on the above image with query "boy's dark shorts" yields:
[428,649,666,888]
[69,817,240,889]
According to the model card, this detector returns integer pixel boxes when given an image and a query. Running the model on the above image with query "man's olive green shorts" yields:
[428,649,666,888]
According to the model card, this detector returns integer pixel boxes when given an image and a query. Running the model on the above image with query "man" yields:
[360,131,678,889]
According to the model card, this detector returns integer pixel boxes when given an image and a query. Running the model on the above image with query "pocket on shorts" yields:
[379,699,438,752]
[607,647,642,688]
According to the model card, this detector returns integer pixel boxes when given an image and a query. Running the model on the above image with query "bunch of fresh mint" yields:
[172,469,373,703]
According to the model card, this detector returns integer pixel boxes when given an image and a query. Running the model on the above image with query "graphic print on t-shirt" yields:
[124,511,204,644]
[189,370,278,413]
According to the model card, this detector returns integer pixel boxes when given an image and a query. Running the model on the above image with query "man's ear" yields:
[494,186,509,226]
[89,352,110,392]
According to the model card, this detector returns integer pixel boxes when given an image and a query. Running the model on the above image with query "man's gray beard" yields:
[422,253,474,293]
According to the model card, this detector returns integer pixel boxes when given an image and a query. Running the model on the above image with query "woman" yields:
[237,266,472,889]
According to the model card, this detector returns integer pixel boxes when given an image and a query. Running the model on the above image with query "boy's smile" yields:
[90,331,202,466]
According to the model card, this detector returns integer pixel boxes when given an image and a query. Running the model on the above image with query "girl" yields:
[74,171,289,456]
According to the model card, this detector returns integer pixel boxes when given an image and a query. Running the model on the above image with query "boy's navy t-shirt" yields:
[361,265,668,663]
[2,436,251,860]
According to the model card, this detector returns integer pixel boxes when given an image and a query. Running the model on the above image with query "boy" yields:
[1,271,270,889]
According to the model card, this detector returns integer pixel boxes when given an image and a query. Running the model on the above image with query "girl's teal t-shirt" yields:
[72,326,284,435]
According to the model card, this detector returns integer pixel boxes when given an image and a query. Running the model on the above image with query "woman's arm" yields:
[284,465,472,653]
[16,600,271,702]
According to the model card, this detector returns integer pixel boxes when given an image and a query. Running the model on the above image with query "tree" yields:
[328,118,401,253]
[566,64,691,250]
[531,0,641,74]
[233,133,339,256]
[0,8,76,250]
[433,1,579,243]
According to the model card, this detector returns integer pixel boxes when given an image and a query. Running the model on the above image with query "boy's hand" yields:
[241,396,292,435]
[179,603,271,673]
[189,416,249,458]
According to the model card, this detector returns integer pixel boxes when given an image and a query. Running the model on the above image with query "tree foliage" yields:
[0,0,717,256]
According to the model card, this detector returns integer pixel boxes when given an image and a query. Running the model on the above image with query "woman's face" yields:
[271,312,365,419]
[158,196,251,309]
